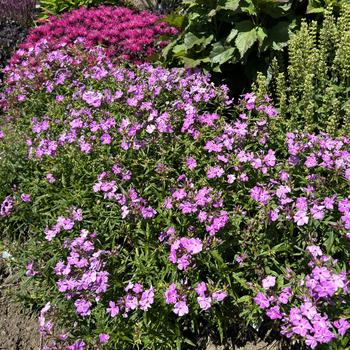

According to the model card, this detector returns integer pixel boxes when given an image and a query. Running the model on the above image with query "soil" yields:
[0,260,41,350]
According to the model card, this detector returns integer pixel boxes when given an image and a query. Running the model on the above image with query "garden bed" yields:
[0,260,40,350]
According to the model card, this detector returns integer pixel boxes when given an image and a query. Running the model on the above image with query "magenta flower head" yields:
[306,245,323,259]
[99,333,110,344]
[173,301,189,316]
[262,275,276,289]
[254,292,270,309]
[21,193,31,202]
[212,290,227,302]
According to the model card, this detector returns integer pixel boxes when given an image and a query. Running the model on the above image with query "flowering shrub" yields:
[1,44,350,348]
[8,5,177,66]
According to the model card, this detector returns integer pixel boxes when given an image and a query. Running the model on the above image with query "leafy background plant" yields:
[163,0,311,93]
[254,4,350,136]
[37,0,122,18]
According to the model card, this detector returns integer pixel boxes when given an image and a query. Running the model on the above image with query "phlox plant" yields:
[8,5,177,67]
[255,246,350,349]
[1,43,350,349]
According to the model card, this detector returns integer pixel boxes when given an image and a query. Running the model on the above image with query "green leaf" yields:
[325,231,334,254]
[184,33,202,50]
[219,0,240,11]
[256,26,267,48]
[209,43,235,65]
[183,33,214,51]
[264,20,294,51]
[163,13,186,29]
[172,44,186,56]
[181,56,210,68]
[226,28,238,43]
[235,24,258,58]
[306,3,325,13]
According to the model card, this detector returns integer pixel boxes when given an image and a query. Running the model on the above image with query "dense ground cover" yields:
[1,1,350,350]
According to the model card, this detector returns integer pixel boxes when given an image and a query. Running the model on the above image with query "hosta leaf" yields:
[163,13,186,29]
[181,56,210,68]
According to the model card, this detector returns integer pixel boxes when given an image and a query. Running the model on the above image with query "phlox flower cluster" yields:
[9,6,176,66]
[93,167,156,220]
[164,281,227,316]
[54,229,110,316]
[254,246,350,349]
[44,207,83,241]
[107,282,155,318]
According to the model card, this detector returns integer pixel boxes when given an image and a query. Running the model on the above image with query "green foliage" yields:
[307,0,347,14]
[256,4,350,135]
[163,0,304,80]
[38,0,121,18]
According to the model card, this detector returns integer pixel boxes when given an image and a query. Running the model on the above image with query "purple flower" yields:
[306,245,323,259]
[254,292,270,309]
[173,301,189,316]
[207,166,224,179]
[74,299,92,317]
[262,276,276,289]
[99,333,110,344]
[21,193,31,202]
[107,301,119,317]
[82,90,103,107]
[293,210,309,226]
[266,306,282,319]
[212,290,227,302]
[164,283,178,304]
[186,157,197,170]
[334,318,350,336]
[292,317,312,336]
[195,282,207,297]
[197,296,212,310]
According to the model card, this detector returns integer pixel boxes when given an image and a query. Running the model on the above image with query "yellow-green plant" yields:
[38,0,121,18]
[256,4,350,135]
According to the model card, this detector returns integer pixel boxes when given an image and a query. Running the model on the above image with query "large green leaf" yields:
[257,0,292,18]
[209,42,235,64]
[163,13,186,29]
[184,33,214,51]
[218,0,241,11]
[235,22,258,58]
[263,20,295,51]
